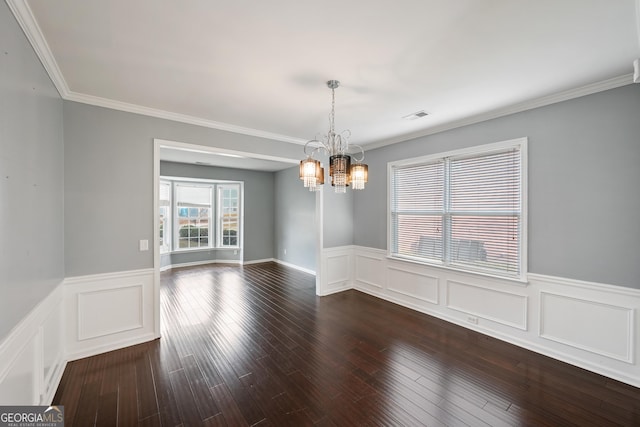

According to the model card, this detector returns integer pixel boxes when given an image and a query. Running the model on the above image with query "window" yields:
[217,184,240,247]
[175,183,212,249]
[389,139,526,280]
[159,180,172,253]
[158,178,242,252]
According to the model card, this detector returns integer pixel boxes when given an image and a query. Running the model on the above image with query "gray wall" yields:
[0,2,65,340]
[160,161,275,263]
[63,101,299,276]
[322,178,355,248]
[355,84,640,288]
[274,166,316,271]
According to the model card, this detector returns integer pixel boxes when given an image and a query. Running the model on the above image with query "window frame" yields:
[387,138,528,282]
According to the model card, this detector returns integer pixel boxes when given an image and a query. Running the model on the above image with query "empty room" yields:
[1,0,640,425]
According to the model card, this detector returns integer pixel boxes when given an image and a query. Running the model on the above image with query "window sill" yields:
[386,254,529,286]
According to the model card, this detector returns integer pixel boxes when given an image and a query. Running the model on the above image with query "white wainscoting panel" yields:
[388,267,439,305]
[540,292,634,363]
[64,269,157,361]
[0,283,65,405]
[354,251,385,291]
[78,285,144,341]
[350,246,640,388]
[447,280,527,330]
[319,247,353,295]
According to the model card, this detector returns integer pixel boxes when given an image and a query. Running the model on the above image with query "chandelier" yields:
[299,80,368,193]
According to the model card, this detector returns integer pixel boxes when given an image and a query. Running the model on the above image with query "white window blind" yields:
[159,181,171,206]
[391,161,444,261]
[175,184,212,208]
[390,140,526,280]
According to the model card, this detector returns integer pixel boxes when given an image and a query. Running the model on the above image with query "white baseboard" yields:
[243,257,276,265]
[273,259,316,275]
[347,246,640,388]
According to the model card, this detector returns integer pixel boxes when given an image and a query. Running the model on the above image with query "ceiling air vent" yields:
[402,110,429,120]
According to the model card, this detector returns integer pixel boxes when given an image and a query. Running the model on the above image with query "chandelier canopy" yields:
[299,80,368,193]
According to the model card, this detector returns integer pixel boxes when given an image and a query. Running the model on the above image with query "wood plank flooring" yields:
[53,262,640,426]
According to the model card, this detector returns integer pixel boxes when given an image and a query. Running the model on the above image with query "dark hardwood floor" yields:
[53,262,640,426]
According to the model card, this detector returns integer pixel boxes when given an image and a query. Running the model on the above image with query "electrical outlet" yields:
[467,316,478,325]
[284,249,287,255]
[139,239,149,251]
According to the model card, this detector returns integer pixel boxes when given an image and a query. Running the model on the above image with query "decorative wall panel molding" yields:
[319,247,352,295]
[446,280,527,330]
[64,268,157,361]
[540,291,634,363]
[77,285,144,341]
[355,253,385,289]
[388,267,439,305]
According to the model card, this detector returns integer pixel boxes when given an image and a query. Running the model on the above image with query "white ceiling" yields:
[11,0,640,158]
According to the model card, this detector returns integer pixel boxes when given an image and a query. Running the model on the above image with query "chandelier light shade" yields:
[350,163,368,190]
[299,157,324,192]
[329,154,351,193]
[299,80,368,193]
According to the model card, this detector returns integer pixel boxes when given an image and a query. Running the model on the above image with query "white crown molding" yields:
[363,74,635,151]
[6,0,69,98]
[65,90,308,145]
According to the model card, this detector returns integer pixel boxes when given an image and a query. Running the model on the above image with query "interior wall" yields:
[318,150,355,248]
[63,101,300,277]
[354,84,640,288]
[160,161,275,263]
[0,1,64,340]
[274,166,316,271]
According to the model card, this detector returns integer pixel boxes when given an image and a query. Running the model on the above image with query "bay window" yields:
[159,178,242,252]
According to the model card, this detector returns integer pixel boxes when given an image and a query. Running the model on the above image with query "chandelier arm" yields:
[304,140,328,157]
[350,144,366,162]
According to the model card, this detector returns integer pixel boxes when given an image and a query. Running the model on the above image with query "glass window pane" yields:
[392,214,443,261]
[450,215,519,274]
